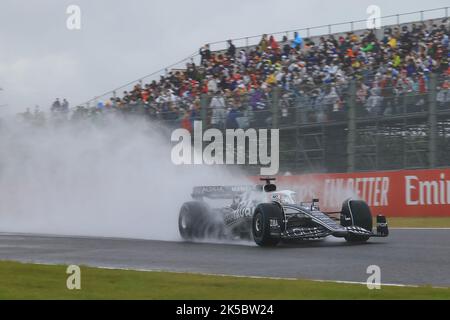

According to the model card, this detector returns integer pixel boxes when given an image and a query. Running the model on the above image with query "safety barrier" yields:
[277,168,450,217]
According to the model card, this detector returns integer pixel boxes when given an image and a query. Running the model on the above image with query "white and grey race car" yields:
[179,178,389,247]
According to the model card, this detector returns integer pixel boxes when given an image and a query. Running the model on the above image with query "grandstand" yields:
[59,8,450,174]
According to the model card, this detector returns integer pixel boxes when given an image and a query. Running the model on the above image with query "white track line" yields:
[390,228,450,230]
[313,279,420,288]
[95,266,449,289]
[315,279,449,289]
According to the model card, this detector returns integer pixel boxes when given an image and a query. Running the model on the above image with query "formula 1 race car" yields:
[179,178,389,247]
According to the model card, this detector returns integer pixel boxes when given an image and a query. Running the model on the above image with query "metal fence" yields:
[21,71,450,175]
[207,7,449,52]
[70,71,449,175]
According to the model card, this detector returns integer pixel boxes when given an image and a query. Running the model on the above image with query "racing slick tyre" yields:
[252,203,282,247]
[179,201,221,240]
[341,199,373,243]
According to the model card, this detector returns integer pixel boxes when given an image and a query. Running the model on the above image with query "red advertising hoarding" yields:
[275,169,450,217]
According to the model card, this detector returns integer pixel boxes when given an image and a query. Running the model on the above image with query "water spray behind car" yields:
[0,115,249,241]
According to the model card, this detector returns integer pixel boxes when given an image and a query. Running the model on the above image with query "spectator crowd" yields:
[21,18,450,129]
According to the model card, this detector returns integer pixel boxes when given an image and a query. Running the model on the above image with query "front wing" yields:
[270,205,389,241]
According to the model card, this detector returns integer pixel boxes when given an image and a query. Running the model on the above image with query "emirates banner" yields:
[275,169,450,217]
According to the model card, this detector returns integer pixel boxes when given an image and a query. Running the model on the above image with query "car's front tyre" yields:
[252,203,282,247]
[341,199,373,243]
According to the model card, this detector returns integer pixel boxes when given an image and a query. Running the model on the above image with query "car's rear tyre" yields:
[341,199,372,243]
[252,203,282,247]
[179,201,219,240]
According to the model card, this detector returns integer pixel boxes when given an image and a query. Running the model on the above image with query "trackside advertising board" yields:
[276,169,450,217]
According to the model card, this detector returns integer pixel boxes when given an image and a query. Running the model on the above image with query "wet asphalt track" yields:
[0,229,449,286]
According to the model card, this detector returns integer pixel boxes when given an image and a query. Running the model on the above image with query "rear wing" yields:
[192,185,259,200]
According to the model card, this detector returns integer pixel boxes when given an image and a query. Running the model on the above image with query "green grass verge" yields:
[0,261,448,300]
[386,217,450,228]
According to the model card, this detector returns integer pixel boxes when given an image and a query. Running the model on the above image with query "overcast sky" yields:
[1,0,449,113]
